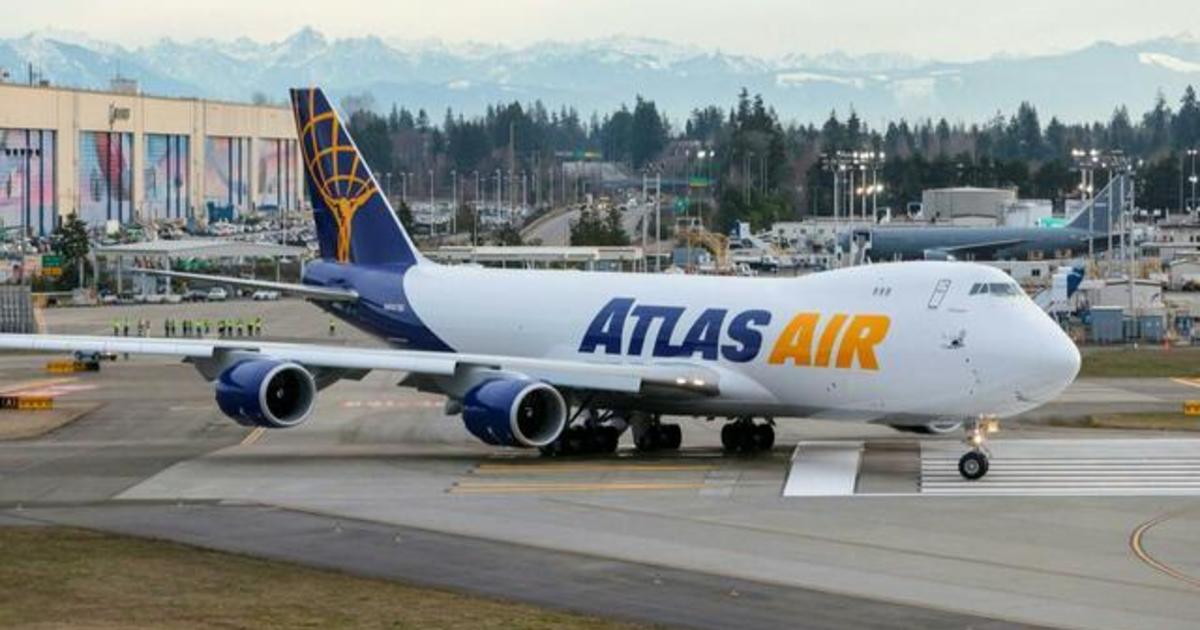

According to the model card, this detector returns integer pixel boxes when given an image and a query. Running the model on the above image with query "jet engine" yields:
[462,378,567,448]
[215,359,317,428]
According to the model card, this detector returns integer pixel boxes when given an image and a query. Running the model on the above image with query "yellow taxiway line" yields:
[449,481,709,494]
[473,463,714,475]
[1129,510,1200,589]
[240,427,266,446]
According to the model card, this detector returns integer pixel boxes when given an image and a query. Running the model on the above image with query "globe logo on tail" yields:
[295,88,378,263]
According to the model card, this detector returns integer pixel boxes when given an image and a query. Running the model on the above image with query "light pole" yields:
[473,170,480,247]
[450,169,457,237]
[1188,148,1199,213]
[655,171,661,272]
[642,171,649,273]
[494,169,502,228]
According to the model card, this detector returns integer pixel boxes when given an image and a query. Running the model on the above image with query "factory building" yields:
[0,81,302,235]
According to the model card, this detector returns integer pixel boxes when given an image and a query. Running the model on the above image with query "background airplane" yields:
[0,87,1080,480]
[841,176,1129,262]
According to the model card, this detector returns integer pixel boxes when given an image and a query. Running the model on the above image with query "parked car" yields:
[252,290,280,301]
[206,287,228,301]
[183,289,208,302]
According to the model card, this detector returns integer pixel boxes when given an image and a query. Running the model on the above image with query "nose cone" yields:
[1017,313,1081,404]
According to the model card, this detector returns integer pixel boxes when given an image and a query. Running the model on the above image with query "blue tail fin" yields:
[290,87,420,266]
[1066,173,1127,234]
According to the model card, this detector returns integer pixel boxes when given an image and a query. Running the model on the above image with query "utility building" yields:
[922,187,1017,226]
[0,80,303,235]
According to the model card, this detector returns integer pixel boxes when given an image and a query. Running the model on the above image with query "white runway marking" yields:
[782,441,862,496]
[922,439,1200,496]
[783,439,1200,497]
[1055,381,1163,403]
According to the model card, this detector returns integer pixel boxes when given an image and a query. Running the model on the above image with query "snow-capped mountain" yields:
[1,28,1198,124]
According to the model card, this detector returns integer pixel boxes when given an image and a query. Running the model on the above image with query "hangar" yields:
[0,80,304,236]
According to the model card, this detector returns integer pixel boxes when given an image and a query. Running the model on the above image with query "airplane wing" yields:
[0,334,719,397]
[134,268,358,302]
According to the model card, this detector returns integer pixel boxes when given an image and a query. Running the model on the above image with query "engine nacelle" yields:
[462,378,567,448]
[888,420,964,435]
[215,359,317,428]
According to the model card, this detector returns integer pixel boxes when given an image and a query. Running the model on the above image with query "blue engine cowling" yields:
[215,359,317,428]
[462,378,567,447]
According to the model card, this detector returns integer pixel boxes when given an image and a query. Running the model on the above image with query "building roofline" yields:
[0,80,290,112]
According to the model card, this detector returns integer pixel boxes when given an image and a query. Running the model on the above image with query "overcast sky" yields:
[6,0,1197,60]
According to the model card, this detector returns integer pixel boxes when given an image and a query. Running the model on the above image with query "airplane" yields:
[840,179,1128,263]
[0,87,1081,480]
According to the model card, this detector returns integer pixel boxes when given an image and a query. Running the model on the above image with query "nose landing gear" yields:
[958,417,998,480]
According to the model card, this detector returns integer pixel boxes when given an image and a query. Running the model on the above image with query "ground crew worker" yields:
[112,319,120,336]
[122,319,130,337]
[164,319,171,338]
[255,317,263,337]
[329,318,336,337]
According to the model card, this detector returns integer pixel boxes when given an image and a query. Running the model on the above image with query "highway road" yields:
[524,202,656,247]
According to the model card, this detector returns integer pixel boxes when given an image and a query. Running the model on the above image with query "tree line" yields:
[343,84,1200,233]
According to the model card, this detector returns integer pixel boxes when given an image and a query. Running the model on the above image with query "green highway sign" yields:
[41,255,62,268]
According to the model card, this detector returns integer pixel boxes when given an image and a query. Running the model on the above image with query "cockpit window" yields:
[969,282,1022,297]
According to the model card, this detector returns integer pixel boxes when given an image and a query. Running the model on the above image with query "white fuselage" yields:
[400,261,1080,423]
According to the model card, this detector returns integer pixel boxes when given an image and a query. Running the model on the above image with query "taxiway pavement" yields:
[2,300,1198,629]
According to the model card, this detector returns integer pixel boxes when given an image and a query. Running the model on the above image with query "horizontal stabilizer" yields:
[134,268,358,302]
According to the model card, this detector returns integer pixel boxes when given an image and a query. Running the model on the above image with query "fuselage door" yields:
[927,279,952,310]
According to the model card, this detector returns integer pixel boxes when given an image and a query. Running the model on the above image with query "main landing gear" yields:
[540,409,623,457]
[632,413,683,453]
[957,417,998,480]
[721,417,775,454]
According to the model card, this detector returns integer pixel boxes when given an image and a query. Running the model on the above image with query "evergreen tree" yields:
[1175,85,1200,150]
[50,213,90,288]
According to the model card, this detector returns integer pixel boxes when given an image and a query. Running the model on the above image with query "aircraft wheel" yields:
[635,429,659,452]
[721,423,739,452]
[596,426,621,454]
[754,424,775,451]
[540,439,565,457]
[659,424,682,450]
[958,451,989,480]
[563,427,589,455]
